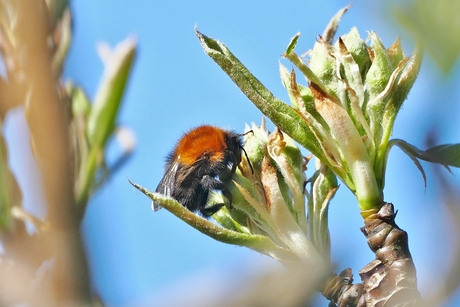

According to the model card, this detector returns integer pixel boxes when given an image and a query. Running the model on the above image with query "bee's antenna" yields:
[240,146,254,174]
[238,130,254,174]
[241,130,254,137]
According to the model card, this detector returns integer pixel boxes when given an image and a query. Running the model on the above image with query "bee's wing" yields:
[152,161,180,211]
[175,158,208,183]
[152,158,209,212]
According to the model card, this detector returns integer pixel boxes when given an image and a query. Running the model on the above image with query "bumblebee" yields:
[153,125,249,216]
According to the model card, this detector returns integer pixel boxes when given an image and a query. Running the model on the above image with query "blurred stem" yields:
[9,0,91,304]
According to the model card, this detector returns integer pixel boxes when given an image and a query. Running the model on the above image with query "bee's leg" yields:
[200,175,233,217]
[187,187,207,213]
[228,150,238,175]
[200,204,223,217]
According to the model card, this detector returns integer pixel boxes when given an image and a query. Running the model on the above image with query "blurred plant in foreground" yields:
[132,5,460,306]
[0,0,136,306]
[392,0,460,74]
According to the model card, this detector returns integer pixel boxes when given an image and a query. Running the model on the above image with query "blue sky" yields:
[53,1,460,306]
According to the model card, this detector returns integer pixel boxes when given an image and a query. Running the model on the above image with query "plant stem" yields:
[13,0,92,304]
[322,203,423,306]
[359,203,423,306]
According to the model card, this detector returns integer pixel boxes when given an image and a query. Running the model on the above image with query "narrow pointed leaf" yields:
[196,28,326,161]
[382,45,423,125]
[371,47,423,185]
[212,206,251,234]
[77,37,137,207]
[87,36,137,147]
[286,32,300,55]
[365,32,394,100]
[425,144,460,168]
[391,139,460,169]
[284,49,328,94]
[339,27,371,80]
[387,37,405,69]
[321,4,350,44]
[307,164,338,260]
[389,139,427,188]
[129,180,297,263]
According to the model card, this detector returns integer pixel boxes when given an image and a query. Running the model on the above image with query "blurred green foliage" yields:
[392,0,460,73]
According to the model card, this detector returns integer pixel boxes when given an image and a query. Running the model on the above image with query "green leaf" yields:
[195,28,326,162]
[423,144,460,168]
[387,37,405,69]
[212,206,251,234]
[388,139,427,188]
[285,32,300,55]
[283,49,329,95]
[76,36,137,207]
[371,46,423,186]
[321,4,350,44]
[0,131,22,230]
[129,180,298,263]
[292,4,349,96]
[310,83,381,210]
[398,140,460,168]
[87,36,137,148]
[381,46,423,132]
[339,27,371,80]
[365,32,393,100]
[388,139,460,186]
[68,83,91,117]
[307,164,338,260]
[279,63,320,121]
[392,0,460,73]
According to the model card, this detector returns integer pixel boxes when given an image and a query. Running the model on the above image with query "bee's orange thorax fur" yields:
[175,125,227,166]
